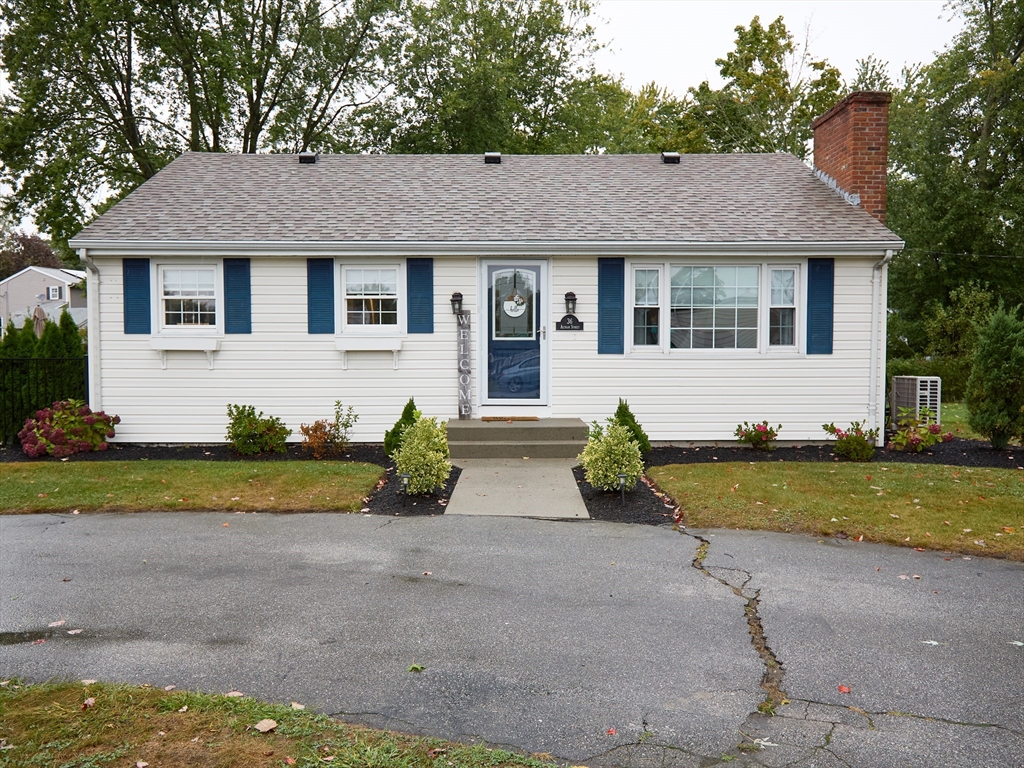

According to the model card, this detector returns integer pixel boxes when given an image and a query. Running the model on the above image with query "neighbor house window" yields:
[161,267,216,328]
[670,266,758,349]
[344,267,398,328]
[769,268,796,346]
[47,286,62,300]
[632,267,661,346]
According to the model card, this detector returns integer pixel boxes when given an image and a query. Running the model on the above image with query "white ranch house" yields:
[68,92,903,446]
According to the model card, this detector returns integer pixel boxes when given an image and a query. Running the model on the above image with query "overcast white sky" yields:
[591,0,963,94]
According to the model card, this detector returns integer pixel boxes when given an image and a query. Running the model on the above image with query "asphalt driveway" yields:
[1,513,1021,767]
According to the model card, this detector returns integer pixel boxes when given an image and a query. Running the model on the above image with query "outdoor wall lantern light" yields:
[564,291,577,315]
[450,292,464,315]
[617,472,627,507]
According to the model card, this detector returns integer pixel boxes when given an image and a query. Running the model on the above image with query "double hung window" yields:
[160,267,217,329]
[343,266,399,329]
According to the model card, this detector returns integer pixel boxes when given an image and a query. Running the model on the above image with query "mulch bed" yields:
[1,437,1018,525]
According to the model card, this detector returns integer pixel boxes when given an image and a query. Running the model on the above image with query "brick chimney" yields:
[811,91,892,224]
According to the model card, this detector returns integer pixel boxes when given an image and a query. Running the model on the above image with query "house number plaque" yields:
[456,311,472,419]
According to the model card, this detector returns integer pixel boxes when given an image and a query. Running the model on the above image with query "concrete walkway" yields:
[445,458,589,519]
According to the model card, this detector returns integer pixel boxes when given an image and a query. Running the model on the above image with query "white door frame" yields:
[477,258,552,410]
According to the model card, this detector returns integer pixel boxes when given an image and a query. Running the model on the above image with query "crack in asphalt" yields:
[683,531,787,713]
[783,696,1024,737]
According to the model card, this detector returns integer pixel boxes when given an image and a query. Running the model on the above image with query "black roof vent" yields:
[484,152,502,164]
[298,152,318,164]
[661,151,680,164]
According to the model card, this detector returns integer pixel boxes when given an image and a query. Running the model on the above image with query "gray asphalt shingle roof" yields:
[71,152,902,245]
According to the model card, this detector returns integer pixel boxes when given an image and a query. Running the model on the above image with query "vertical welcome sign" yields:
[457,312,472,419]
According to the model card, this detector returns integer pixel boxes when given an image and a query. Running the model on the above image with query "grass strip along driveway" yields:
[0,680,556,768]
[650,461,1024,560]
[0,460,383,514]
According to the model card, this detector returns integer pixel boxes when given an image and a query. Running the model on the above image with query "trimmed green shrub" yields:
[300,401,358,459]
[18,399,120,458]
[578,421,644,491]
[822,421,879,461]
[613,398,651,454]
[384,397,420,458]
[965,305,1024,450]
[225,404,291,455]
[394,416,452,495]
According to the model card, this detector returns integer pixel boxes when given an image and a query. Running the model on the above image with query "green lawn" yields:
[649,461,1024,560]
[0,680,556,768]
[0,460,384,514]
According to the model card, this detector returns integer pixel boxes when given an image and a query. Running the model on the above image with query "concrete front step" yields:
[447,418,588,459]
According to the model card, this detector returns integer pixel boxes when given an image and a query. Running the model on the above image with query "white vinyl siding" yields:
[95,255,475,444]
[93,254,881,445]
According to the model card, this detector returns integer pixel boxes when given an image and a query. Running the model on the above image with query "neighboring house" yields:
[68,92,902,445]
[0,266,88,335]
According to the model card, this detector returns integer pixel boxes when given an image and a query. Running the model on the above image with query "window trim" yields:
[152,262,223,336]
[338,262,406,336]
[767,265,800,351]
[624,260,805,356]
[629,263,664,351]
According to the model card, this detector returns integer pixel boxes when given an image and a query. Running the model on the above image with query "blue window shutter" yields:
[597,258,625,354]
[122,258,151,334]
[407,258,433,333]
[224,258,251,334]
[307,258,335,334]
[806,258,834,354]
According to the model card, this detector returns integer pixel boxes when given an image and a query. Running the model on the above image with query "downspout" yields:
[868,249,895,444]
[79,249,102,411]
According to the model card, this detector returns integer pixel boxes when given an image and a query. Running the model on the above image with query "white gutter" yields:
[868,248,896,443]
[78,249,102,412]
[66,238,905,259]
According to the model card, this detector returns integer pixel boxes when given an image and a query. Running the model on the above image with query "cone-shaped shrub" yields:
[965,305,1024,450]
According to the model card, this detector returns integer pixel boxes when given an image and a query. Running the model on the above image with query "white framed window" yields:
[769,268,797,347]
[670,266,759,349]
[631,265,662,347]
[627,261,802,354]
[47,286,62,300]
[342,265,400,332]
[158,265,219,332]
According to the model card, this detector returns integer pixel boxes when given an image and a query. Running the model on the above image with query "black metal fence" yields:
[0,357,89,445]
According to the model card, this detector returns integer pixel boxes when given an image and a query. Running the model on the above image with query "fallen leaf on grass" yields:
[837,685,851,694]
[225,691,244,697]
[254,719,278,733]
[82,697,95,710]
[81,679,97,685]
[178,705,188,713]
[290,701,305,710]
[427,748,447,758]
[136,762,149,768]
[285,759,297,765]
[1003,527,1015,534]
[163,685,176,691]
[889,513,899,519]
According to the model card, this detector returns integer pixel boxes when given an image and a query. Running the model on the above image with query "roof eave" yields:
[70,239,905,258]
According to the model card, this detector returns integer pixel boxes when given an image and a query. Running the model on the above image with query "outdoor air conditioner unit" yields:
[890,376,941,426]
